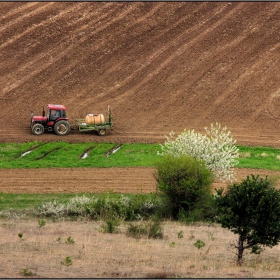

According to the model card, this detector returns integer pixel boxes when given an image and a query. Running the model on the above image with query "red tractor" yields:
[30,104,70,136]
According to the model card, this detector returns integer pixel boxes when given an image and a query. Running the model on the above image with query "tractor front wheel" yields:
[98,129,107,136]
[32,123,44,135]
[54,120,70,136]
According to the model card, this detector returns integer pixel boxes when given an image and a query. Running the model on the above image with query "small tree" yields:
[155,154,214,219]
[215,174,280,265]
[158,123,239,182]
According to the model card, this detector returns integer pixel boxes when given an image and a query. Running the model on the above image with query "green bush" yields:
[194,239,206,249]
[126,217,164,239]
[100,219,120,234]
[37,194,165,221]
[147,217,164,239]
[155,155,214,219]
[215,174,280,265]
[126,223,148,239]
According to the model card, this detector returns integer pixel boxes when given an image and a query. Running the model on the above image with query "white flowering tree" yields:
[158,123,239,182]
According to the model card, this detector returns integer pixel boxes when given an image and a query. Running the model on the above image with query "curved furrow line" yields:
[134,3,245,90]
[90,3,244,106]
[210,42,280,125]
[46,2,145,54]
[77,3,212,87]
[0,5,114,93]
[35,3,137,91]
[73,3,206,93]
[51,3,168,111]
[0,2,39,24]
[0,3,142,94]
[0,2,57,47]
[0,4,81,87]
[154,3,280,124]
[57,2,164,63]
[201,4,280,111]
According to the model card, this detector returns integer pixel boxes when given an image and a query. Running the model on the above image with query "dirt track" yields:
[0,2,279,193]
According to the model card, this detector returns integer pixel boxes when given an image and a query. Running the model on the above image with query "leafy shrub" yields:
[38,219,46,227]
[194,239,205,249]
[126,217,164,239]
[155,155,214,219]
[147,217,164,239]
[99,206,121,233]
[65,236,75,244]
[66,195,93,216]
[61,256,72,266]
[215,174,280,265]
[177,230,183,239]
[126,223,148,239]
[37,200,66,217]
[37,194,165,221]
[22,268,33,277]
[100,219,120,233]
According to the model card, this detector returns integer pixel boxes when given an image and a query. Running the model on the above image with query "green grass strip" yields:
[237,145,280,170]
[0,142,279,170]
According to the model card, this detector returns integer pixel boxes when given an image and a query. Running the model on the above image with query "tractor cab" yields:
[30,104,70,136]
[46,104,67,122]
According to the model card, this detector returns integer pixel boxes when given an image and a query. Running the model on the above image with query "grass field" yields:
[1,219,280,278]
[0,141,279,170]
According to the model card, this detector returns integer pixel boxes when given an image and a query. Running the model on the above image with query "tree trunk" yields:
[237,235,245,266]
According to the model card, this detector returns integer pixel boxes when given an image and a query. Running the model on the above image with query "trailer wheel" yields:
[54,120,70,136]
[32,123,44,135]
[98,129,107,136]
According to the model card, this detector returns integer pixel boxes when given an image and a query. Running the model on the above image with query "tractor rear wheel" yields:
[98,129,107,136]
[32,123,44,135]
[54,120,70,136]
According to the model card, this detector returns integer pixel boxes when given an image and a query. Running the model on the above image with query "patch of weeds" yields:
[239,152,251,158]
[99,209,121,233]
[18,232,23,240]
[100,219,120,233]
[38,219,46,228]
[126,223,148,239]
[194,239,205,249]
[61,256,72,266]
[146,271,179,278]
[56,237,61,243]
[21,268,33,277]
[126,218,163,239]
[169,241,176,248]
[177,230,183,239]
[147,217,163,239]
[65,236,75,244]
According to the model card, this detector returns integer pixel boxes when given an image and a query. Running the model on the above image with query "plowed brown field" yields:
[1,2,280,193]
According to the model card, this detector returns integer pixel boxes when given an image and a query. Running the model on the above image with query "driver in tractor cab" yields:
[50,110,60,121]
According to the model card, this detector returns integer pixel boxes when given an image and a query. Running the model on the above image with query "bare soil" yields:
[0,167,279,194]
[0,2,280,147]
